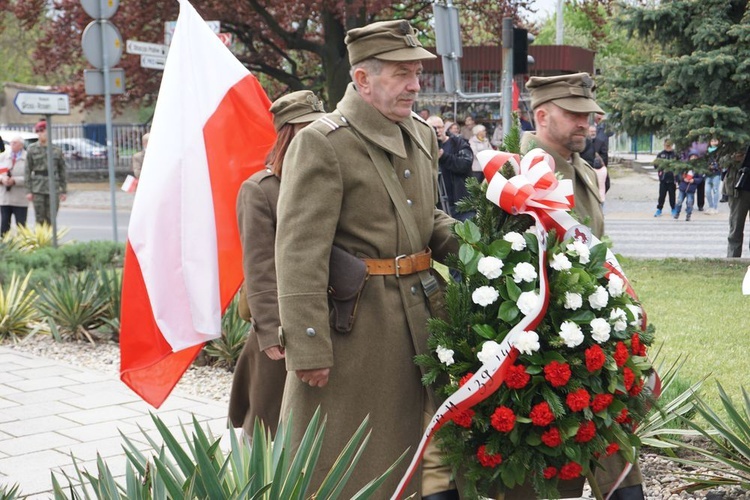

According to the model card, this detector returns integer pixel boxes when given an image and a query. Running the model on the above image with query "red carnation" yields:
[530,401,555,426]
[544,361,572,387]
[615,408,630,424]
[623,367,635,391]
[543,466,558,479]
[585,344,606,372]
[541,427,563,447]
[491,406,516,433]
[614,341,629,367]
[629,378,644,396]
[631,334,647,356]
[505,364,531,389]
[574,420,596,443]
[566,388,591,412]
[606,442,620,456]
[591,393,615,413]
[459,372,474,387]
[451,408,474,428]
[477,445,502,468]
[559,461,583,480]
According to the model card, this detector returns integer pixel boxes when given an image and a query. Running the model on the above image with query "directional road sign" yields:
[140,55,166,71]
[165,20,220,45]
[126,40,168,57]
[13,92,71,115]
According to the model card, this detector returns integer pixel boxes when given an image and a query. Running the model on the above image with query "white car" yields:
[0,129,38,149]
[53,137,108,160]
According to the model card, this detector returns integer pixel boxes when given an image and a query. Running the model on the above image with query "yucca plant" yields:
[36,270,109,344]
[2,223,69,253]
[204,295,250,369]
[0,272,40,342]
[636,353,705,451]
[0,483,21,500]
[663,383,750,493]
[52,409,405,499]
[96,266,122,339]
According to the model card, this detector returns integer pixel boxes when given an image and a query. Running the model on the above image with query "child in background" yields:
[673,153,704,221]
[654,139,677,217]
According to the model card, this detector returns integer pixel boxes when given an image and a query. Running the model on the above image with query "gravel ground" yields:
[6,335,750,500]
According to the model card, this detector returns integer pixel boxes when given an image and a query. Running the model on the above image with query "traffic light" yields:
[513,28,534,75]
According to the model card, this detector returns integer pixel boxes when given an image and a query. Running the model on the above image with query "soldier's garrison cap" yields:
[269,91,327,132]
[345,20,436,66]
[526,73,604,114]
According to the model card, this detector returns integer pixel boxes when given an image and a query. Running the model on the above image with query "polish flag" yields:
[120,174,138,193]
[119,0,276,407]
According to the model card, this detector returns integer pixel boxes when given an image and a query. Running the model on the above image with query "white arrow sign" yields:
[13,92,70,115]
[140,55,166,71]
[126,40,168,57]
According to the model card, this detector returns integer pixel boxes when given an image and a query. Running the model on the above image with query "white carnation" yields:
[608,274,626,297]
[472,286,499,307]
[559,320,585,348]
[567,240,591,264]
[513,330,540,355]
[436,345,455,366]
[504,232,527,251]
[626,304,642,327]
[477,340,503,364]
[517,291,540,316]
[550,253,572,271]
[590,318,612,343]
[478,256,504,279]
[588,286,609,310]
[512,262,538,283]
[609,307,628,332]
[564,292,583,310]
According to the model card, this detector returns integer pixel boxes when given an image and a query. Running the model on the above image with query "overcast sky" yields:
[528,0,560,22]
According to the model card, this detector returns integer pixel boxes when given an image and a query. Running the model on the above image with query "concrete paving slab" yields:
[1,414,79,438]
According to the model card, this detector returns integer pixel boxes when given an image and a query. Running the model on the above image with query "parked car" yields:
[53,138,107,160]
[0,130,38,149]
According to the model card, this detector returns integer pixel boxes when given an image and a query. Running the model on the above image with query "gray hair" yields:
[350,58,385,89]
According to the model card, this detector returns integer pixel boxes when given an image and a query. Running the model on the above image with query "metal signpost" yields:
[81,0,122,244]
[12,92,71,247]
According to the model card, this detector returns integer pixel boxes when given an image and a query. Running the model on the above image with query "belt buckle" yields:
[394,254,408,278]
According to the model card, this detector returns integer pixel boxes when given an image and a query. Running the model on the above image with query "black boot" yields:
[609,484,645,500]
[423,490,460,500]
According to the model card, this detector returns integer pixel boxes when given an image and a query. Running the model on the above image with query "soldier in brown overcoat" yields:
[228,91,326,437]
[275,20,460,500]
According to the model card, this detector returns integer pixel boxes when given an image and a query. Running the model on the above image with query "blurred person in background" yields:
[25,120,67,226]
[0,136,29,235]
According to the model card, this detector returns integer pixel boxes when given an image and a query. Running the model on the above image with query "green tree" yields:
[0,7,45,86]
[603,0,750,152]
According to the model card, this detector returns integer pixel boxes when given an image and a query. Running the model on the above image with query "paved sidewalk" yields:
[0,348,230,498]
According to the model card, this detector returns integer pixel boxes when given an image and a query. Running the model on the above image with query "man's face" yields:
[37,129,47,144]
[9,139,23,153]
[426,116,446,141]
[537,103,590,157]
[588,126,597,139]
[365,60,423,122]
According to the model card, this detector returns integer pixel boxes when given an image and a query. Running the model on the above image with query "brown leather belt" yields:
[363,249,432,277]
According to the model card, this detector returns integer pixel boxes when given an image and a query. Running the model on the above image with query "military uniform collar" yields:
[337,83,429,159]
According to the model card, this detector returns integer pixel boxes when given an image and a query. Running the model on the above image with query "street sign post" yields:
[84,69,126,95]
[80,0,119,20]
[126,40,168,57]
[13,92,70,115]
[81,20,123,68]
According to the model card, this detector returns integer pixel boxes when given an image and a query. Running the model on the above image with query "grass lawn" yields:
[621,257,750,414]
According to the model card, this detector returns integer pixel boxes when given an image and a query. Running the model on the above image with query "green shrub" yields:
[0,272,40,342]
[36,270,110,344]
[96,266,122,339]
[2,223,68,253]
[52,409,404,499]
[0,482,21,500]
[59,241,124,271]
[205,294,250,369]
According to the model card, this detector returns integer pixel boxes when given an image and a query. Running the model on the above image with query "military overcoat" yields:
[25,142,67,195]
[228,169,287,436]
[521,133,604,238]
[275,83,458,499]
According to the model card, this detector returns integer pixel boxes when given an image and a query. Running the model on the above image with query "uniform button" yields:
[407,199,413,207]
[404,169,411,179]
[306,328,316,337]
[410,285,418,295]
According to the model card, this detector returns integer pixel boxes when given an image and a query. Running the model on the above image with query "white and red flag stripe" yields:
[120,174,138,193]
[119,0,275,407]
